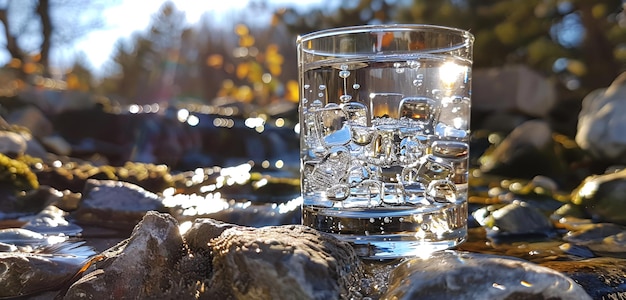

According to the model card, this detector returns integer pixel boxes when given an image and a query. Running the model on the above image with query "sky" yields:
[63,0,325,74]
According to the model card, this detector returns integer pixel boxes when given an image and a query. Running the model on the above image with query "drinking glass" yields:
[297,24,473,259]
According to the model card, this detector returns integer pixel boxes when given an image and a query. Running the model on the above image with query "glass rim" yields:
[297,24,474,44]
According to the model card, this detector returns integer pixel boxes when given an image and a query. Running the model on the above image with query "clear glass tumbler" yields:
[298,24,474,259]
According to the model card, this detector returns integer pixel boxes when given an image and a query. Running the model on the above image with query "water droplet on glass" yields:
[340,64,349,71]
[318,92,324,98]
[339,70,351,78]
[304,84,310,89]
[319,85,326,90]
[339,95,353,102]
[352,83,360,89]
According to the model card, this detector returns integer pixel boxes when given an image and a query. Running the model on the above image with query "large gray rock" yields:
[576,72,626,163]
[71,179,166,230]
[383,251,591,300]
[0,129,47,158]
[473,65,556,117]
[5,105,53,138]
[208,224,364,300]
[64,211,184,300]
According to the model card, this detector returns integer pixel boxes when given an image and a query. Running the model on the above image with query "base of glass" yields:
[336,231,466,260]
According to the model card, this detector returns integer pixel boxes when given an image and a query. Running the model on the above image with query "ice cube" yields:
[371,128,399,166]
[347,179,383,208]
[342,102,369,126]
[348,164,371,186]
[323,124,351,146]
[319,104,347,137]
[326,184,350,201]
[431,140,468,161]
[369,93,404,119]
[425,179,457,203]
[435,122,468,139]
[399,137,422,164]
[417,154,453,183]
[304,146,351,192]
[350,125,375,146]
[383,182,405,205]
[399,97,439,125]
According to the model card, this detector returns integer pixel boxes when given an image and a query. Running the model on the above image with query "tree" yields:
[0,0,106,79]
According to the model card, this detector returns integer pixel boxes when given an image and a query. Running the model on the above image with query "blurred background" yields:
[0,0,624,173]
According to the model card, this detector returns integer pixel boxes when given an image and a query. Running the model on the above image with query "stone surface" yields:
[5,105,53,138]
[576,72,626,163]
[479,119,567,179]
[182,217,236,252]
[64,211,184,300]
[473,65,556,117]
[208,224,364,300]
[71,179,166,230]
[383,251,591,300]
[472,200,554,236]
[571,168,626,225]
[0,130,27,156]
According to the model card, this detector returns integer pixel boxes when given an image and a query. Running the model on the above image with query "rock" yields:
[472,200,554,236]
[64,211,184,300]
[383,251,591,300]
[182,218,236,252]
[473,65,556,117]
[541,257,626,299]
[571,168,626,225]
[40,134,72,156]
[0,227,96,298]
[71,179,166,230]
[208,224,364,299]
[0,130,27,156]
[576,72,626,163]
[479,119,567,179]
[5,105,53,138]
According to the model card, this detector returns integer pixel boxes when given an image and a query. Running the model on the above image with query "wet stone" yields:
[383,251,591,300]
[473,201,554,236]
[71,179,167,230]
[208,224,364,299]
[64,211,184,300]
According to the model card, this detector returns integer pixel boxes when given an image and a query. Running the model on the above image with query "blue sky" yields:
[63,0,325,74]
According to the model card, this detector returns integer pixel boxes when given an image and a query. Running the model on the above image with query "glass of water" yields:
[297,24,474,259]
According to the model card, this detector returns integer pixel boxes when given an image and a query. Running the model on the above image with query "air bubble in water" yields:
[340,95,353,102]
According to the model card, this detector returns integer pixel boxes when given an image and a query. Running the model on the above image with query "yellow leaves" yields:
[285,80,299,103]
[206,54,224,68]
[235,24,249,36]
[236,62,250,79]
[239,35,255,48]
[66,74,81,90]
